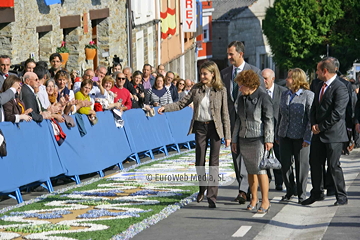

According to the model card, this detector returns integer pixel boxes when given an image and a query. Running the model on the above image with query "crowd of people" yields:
[160,40,357,212]
[1,40,359,211]
[0,53,196,126]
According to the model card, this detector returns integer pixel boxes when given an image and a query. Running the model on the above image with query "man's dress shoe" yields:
[301,196,325,205]
[208,199,216,208]
[334,199,348,206]
[235,192,247,204]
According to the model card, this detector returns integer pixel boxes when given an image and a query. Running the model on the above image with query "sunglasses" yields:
[179,83,184,85]
[117,77,126,80]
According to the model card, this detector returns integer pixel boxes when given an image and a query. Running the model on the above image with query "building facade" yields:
[212,0,278,77]
[0,0,129,73]
[196,0,214,71]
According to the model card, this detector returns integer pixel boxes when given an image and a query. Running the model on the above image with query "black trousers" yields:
[194,121,221,203]
[309,140,347,201]
[279,137,310,201]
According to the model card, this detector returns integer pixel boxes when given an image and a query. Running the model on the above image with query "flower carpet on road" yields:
[0,147,234,240]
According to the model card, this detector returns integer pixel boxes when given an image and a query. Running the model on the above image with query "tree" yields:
[263,0,360,73]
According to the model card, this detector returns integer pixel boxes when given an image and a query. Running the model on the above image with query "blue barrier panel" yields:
[122,108,165,153]
[0,121,63,193]
[53,111,132,176]
[82,111,132,168]
[0,106,194,198]
[165,107,195,144]
[147,107,175,147]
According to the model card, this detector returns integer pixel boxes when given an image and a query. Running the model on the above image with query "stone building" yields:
[0,0,128,74]
[212,0,277,76]
[0,0,199,80]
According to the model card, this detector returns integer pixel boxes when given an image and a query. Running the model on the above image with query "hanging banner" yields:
[181,0,196,32]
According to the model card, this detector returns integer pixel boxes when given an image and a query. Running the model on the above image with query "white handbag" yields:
[259,148,282,170]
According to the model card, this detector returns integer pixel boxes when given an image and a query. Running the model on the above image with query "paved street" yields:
[1,148,359,239]
[132,149,360,240]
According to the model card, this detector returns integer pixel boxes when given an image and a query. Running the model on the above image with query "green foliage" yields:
[263,0,360,72]
[85,41,98,49]
[56,41,70,53]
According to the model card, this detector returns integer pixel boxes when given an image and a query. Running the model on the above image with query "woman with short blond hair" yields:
[276,68,314,204]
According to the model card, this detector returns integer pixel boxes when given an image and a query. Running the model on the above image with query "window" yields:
[202,16,209,42]
[260,54,268,70]
[147,27,154,66]
[136,31,144,70]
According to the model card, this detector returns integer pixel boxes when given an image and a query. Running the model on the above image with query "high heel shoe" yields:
[196,192,204,203]
[246,201,259,211]
[257,204,271,214]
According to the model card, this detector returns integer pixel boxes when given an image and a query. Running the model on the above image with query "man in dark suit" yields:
[220,41,264,203]
[0,55,17,89]
[302,57,348,206]
[262,68,287,191]
[310,57,354,197]
[20,72,51,122]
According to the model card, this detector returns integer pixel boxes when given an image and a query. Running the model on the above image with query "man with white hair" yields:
[262,68,287,191]
[20,72,51,122]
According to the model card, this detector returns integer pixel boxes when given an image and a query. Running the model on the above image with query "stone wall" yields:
[164,45,196,81]
[0,0,128,74]
[229,8,265,66]
[211,21,229,63]
[0,23,13,56]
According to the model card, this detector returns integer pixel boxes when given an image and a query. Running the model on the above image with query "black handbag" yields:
[259,148,281,170]
[0,129,7,157]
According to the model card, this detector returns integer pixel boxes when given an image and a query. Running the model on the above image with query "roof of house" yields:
[212,0,257,21]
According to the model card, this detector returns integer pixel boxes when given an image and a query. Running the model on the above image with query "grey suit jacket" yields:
[0,72,17,89]
[232,86,274,143]
[310,77,348,143]
[220,62,264,133]
[272,84,287,128]
[277,89,314,142]
[163,83,231,140]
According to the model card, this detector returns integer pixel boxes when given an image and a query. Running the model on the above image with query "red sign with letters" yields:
[182,0,196,32]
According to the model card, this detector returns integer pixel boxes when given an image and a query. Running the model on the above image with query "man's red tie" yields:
[319,82,326,102]
[4,74,8,78]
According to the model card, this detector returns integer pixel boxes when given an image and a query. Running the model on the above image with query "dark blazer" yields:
[310,77,349,143]
[131,82,145,108]
[124,78,136,95]
[20,84,43,122]
[3,98,25,123]
[220,62,264,132]
[311,77,353,128]
[168,84,179,102]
